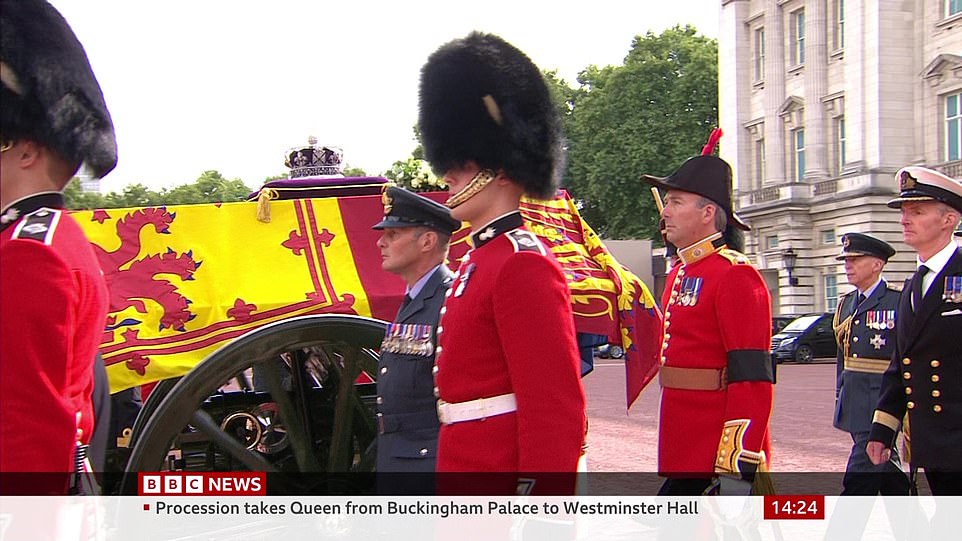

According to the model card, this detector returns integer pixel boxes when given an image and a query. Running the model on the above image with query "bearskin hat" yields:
[418,32,564,199]
[1,0,117,178]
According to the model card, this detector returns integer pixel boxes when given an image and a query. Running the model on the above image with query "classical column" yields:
[804,0,829,181]
[764,0,787,185]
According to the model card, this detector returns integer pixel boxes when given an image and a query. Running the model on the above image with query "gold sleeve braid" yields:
[714,419,765,475]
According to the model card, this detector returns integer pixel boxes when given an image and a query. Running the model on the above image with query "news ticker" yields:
[136,472,828,520]
[1,494,957,541]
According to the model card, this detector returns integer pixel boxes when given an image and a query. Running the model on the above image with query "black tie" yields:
[912,266,930,312]
[852,293,865,317]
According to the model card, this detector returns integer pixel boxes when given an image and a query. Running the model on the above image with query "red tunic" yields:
[1,195,108,476]
[658,235,773,478]
[434,213,586,482]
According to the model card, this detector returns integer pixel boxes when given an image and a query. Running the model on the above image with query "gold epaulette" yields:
[887,282,904,292]
[717,248,751,265]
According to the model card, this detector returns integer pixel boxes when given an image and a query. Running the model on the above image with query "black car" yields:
[771,313,837,363]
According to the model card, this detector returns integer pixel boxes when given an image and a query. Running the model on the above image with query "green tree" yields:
[342,166,368,177]
[62,170,252,209]
[562,25,719,239]
[63,178,107,210]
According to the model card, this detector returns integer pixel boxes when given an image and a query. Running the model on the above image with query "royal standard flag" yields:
[74,188,661,406]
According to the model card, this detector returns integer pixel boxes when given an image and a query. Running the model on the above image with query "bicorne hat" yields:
[641,155,750,231]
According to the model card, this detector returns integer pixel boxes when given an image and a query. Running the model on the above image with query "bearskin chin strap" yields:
[445,169,496,208]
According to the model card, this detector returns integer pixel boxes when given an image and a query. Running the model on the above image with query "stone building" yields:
[718,0,962,315]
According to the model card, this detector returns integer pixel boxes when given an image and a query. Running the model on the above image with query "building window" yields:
[754,138,766,187]
[825,275,838,312]
[790,9,805,66]
[948,92,962,162]
[948,0,962,17]
[832,0,845,50]
[835,117,846,175]
[753,28,765,82]
[821,229,836,245]
[765,235,779,250]
[792,129,806,181]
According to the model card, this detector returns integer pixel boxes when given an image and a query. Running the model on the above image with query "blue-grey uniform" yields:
[832,233,909,495]
[376,265,453,473]
[371,186,460,484]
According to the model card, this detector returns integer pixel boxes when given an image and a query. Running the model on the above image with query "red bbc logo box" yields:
[139,472,266,496]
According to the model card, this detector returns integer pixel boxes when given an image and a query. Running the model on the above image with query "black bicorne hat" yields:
[641,155,750,231]
[0,0,117,178]
[418,32,564,200]
[373,186,461,235]
[836,232,896,261]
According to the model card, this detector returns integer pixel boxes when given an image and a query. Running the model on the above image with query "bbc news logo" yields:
[139,472,266,496]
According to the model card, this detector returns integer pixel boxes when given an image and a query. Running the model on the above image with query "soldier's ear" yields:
[420,230,438,252]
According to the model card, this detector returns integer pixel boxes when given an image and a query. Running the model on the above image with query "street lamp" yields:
[783,247,799,286]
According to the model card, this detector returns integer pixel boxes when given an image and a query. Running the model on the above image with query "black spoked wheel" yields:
[794,345,814,364]
[121,314,384,493]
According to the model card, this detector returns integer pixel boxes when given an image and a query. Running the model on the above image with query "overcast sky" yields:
[49,0,720,192]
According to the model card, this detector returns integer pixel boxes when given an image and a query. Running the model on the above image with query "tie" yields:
[852,293,865,317]
[912,266,929,312]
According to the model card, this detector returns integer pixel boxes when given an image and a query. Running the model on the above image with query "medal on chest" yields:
[678,276,703,307]
[944,276,962,303]
[381,323,434,356]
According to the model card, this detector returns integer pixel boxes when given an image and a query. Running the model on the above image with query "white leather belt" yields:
[437,393,517,424]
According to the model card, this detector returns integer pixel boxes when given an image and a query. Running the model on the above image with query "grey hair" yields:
[696,196,728,233]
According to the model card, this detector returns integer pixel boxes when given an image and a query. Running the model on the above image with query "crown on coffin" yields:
[284,136,344,178]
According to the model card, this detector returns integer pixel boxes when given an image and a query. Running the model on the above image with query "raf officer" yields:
[832,233,910,495]
[868,166,962,495]
[0,0,114,492]
[373,186,460,485]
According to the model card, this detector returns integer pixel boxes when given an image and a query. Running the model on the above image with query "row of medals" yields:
[381,323,434,356]
[863,310,895,330]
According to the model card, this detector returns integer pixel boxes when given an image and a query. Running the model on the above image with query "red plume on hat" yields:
[701,128,723,156]
[640,127,750,237]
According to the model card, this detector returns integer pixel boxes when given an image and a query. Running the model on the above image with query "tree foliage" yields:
[561,25,719,239]
[64,170,252,210]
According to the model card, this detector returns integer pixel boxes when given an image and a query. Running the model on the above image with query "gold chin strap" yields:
[445,169,496,208]
[0,140,12,153]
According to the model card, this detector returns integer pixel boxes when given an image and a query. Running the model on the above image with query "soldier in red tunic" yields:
[418,32,586,495]
[0,0,115,492]
[642,146,774,495]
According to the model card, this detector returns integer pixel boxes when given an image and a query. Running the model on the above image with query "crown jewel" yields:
[284,136,344,178]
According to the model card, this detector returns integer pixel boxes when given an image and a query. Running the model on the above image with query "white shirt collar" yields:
[918,239,957,276]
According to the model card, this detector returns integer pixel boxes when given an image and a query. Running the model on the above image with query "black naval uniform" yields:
[870,244,962,494]
[833,280,910,495]
[376,264,453,476]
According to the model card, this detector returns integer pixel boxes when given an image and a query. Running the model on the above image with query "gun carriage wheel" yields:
[122,314,384,493]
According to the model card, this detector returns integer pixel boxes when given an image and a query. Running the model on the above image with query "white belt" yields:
[437,393,517,424]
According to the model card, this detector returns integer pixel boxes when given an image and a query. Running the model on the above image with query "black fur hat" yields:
[1,0,117,178]
[418,32,564,199]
